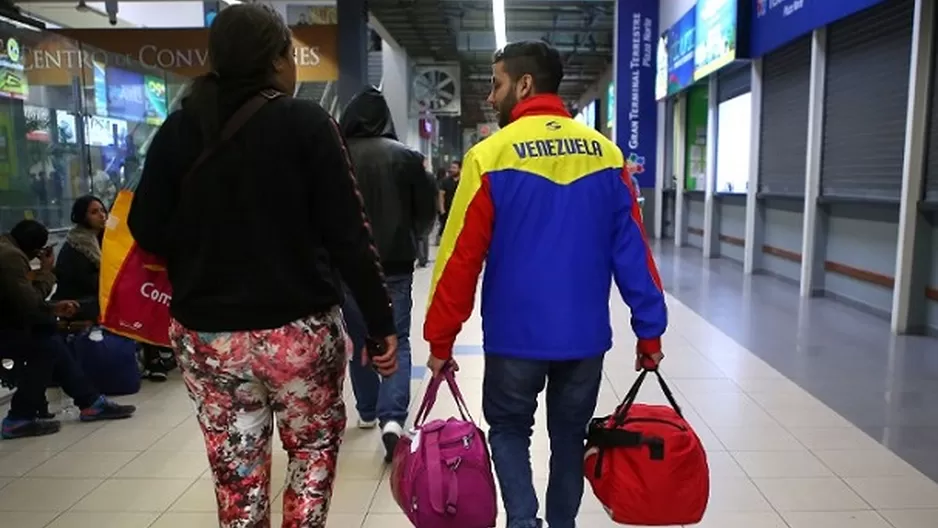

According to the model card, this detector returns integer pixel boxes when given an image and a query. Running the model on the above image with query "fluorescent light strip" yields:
[492,0,507,49]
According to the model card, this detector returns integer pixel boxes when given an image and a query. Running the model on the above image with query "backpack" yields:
[389,368,497,528]
[584,369,709,525]
[70,328,142,396]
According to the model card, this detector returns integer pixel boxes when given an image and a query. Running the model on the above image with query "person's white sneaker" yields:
[357,418,377,430]
[382,421,404,463]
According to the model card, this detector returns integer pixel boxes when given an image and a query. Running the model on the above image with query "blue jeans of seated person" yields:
[343,274,413,427]
[0,329,99,420]
[483,354,604,528]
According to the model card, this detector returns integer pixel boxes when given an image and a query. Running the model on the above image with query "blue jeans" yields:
[343,274,413,426]
[483,354,604,528]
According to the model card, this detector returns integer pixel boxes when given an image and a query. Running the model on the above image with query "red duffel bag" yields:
[584,369,709,526]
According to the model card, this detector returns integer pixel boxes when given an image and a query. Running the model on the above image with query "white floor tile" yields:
[0,477,102,512]
[844,476,938,509]
[780,511,892,528]
[45,511,159,528]
[27,450,139,479]
[877,509,938,528]
[71,478,194,512]
[732,450,834,478]
[0,286,933,526]
[753,477,869,512]
[0,511,59,528]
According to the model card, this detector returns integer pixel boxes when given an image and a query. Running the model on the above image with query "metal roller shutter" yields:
[663,98,675,189]
[821,0,914,201]
[717,63,751,103]
[758,36,812,196]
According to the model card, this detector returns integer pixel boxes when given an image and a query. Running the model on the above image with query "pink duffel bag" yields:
[389,366,498,528]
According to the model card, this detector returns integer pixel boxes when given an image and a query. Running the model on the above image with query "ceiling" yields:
[368,0,614,127]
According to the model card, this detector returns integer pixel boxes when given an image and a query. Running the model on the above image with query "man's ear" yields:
[517,74,535,98]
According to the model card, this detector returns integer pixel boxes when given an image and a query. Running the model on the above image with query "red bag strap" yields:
[182,89,283,183]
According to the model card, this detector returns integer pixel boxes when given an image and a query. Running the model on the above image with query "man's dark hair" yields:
[10,219,48,255]
[493,41,564,94]
[450,160,461,168]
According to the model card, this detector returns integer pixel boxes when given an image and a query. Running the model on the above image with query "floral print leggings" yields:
[171,308,351,528]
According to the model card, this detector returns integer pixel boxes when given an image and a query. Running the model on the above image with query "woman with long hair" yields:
[54,195,107,322]
[127,5,398,527]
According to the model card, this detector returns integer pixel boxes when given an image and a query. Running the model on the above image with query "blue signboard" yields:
[106,67,146,123]
[694,0,738,80]
[666,6,696,97]
[614,0,658,189]
[750,0,886,57]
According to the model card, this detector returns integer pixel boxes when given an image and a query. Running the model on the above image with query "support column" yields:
[800,28,829,298]
[892,0,934,333]
[702,75,719,258]
[337,0,368,109]
[744,59,765,274]
[653,100,666,239]
[673,93,689,247]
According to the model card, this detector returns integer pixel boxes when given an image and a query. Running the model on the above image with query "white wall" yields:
[88,1,205,27]
[660,0,697,30]
[382,40,410,145]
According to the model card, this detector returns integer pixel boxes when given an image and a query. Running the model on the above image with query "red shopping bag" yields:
[98,190,172,347]
[99,90,283,347]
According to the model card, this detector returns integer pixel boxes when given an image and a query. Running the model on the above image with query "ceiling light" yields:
[492,0,507,49]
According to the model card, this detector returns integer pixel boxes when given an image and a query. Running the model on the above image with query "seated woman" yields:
[54,195,107,324]
[55,195,174,383]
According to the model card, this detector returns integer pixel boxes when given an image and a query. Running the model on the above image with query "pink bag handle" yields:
[414,366,475,426]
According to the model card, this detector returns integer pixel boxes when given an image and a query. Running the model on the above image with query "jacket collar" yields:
[0,234,27,260]
[510,94,571,123]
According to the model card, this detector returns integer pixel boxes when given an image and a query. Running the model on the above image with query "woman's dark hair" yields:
[71,195,105,227]
[435,168,447,181]
[185,4,292,141]
[11,219,48,255]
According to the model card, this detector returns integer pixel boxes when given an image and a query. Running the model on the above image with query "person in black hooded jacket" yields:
[339,87,437,461]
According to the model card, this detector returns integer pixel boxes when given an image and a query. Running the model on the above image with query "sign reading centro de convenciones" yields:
[614,0,658,190]
[24,25,337,86]
[750,0,887,57]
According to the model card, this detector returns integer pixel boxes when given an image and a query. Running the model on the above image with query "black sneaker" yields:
[2,417,61,439]
[80,397,136,422]
[382,421,404,463]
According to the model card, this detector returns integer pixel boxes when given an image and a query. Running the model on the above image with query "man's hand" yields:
[52,300,80,318]
[371,334,399,377]
[427,355,458,378]
[39,247,55,272]
[635,351,664,371]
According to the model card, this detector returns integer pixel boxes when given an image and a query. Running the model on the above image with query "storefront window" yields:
[0,16,185,232]
[715,92,752,194]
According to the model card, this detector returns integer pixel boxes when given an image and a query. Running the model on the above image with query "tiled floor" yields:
[1,254,937,527]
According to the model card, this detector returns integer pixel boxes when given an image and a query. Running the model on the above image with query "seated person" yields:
[0,219,136,440]
[53,195,107,323]
[55,195,174,382]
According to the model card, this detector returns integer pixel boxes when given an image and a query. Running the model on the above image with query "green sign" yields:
[144,75,168,125]
[684,85,708,191]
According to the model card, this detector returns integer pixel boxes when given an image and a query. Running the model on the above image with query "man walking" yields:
[436,161,461,243]
[339,87,437,461]
[423,42,667,528]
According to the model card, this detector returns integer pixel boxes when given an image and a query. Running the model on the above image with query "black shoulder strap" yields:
[183,89,284,182]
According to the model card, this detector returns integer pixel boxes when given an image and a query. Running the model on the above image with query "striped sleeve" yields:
[424,151,494,360]
[612,168,667,355]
